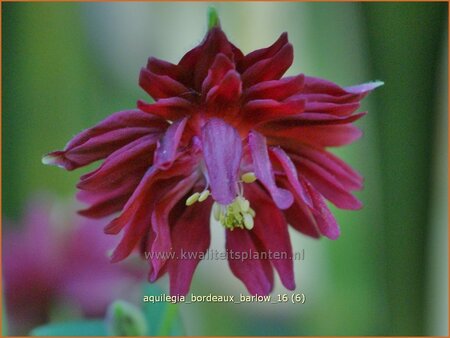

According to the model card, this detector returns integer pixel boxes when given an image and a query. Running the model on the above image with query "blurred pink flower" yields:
[3,195,144,335]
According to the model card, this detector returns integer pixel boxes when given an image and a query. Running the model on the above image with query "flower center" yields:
[212,196,256,231]
[184,172,257,231]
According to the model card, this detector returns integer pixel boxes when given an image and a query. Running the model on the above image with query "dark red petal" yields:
[168,199,213,296]
[193,27,234,90]
[304,101,360,116]
[201,53,235,95]
[269,147,313,209]
[137,98,192,121]
[300,92,363,105]
[147,57,187,84]
[264,124,362,148]
[292,145,363,191]
[226,229,274,295]
[247,184,295,290]
[77,178,139,219]
[260,112,365,128]
[293,156,362,210]
[238,32,288,72]
[150,174,199,280]
[243,98,304,125]
[77,134,157,191]
[205,70,242,108]
[43,110,167,170]
[229,42,244,64]
[242,43,294,87]
[154,117,188,170]
[303,76,349,96]
[139,68,190,101]
[105,146,201,237]
[303,178,341,239]
[107,167,160,261]
[281,178,321,238]
[249,131,293,209]
[77,195,129,219]
[244,74,304,101]
[44,128,152,171]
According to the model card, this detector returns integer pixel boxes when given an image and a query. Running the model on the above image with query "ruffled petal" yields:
[247,184,295,290]
[293,145,363,191]
[248,131,293,209]
[263,124,362,148]
[226,229,273,295]
[244,74,304,101]
[201,118,242,205]
[280,178,320,238]
[77,135,157,191]
[304,101,360,116]
[168,199,213,296]
[243,98,304,125]
[146,56,187,84]
[77,187,134,219]
[202,53,235,95]
[303,178,340,239]
[192,27,234,90]
[238,32,288,72]
[242,43,293,87]
[137,98,193,121]
[107,167,160,261]
[76,135,157,219]
[269,147,313,209]
[292,155,362,210]
[150,173,199,280]
[205,70,242,109]
[139,68,191,101]
[43,110,167,170]
[303,76,350,95]
[259,112,365,128]
[301,77,383,116]
[107,149,201,261]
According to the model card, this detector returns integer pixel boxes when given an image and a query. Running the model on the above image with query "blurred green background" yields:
[2,2,448,336]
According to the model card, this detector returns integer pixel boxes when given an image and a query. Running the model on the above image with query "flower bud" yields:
[105,300,147,336]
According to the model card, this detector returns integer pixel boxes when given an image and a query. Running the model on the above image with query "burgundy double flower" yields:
[44,20,381,296]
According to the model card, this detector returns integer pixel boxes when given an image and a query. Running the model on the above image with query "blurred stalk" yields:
[363,3,447,335]
[426,30,448,336]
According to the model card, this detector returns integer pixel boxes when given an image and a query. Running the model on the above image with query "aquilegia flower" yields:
[43,14,382,296]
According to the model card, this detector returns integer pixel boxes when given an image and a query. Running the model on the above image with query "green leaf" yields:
[30,320,107,336]
[105,300,147,336]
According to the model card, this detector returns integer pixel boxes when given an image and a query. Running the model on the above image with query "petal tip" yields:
[345,80,384,94]
[41,151,65,169]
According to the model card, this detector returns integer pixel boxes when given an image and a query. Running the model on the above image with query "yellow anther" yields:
[185,192,200,206]
[236,196,249,212]
[198,190,210,202]
[241,172,257,183]
[215,196,256,231]
[248,207,256,218]
[243,213,254,230]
